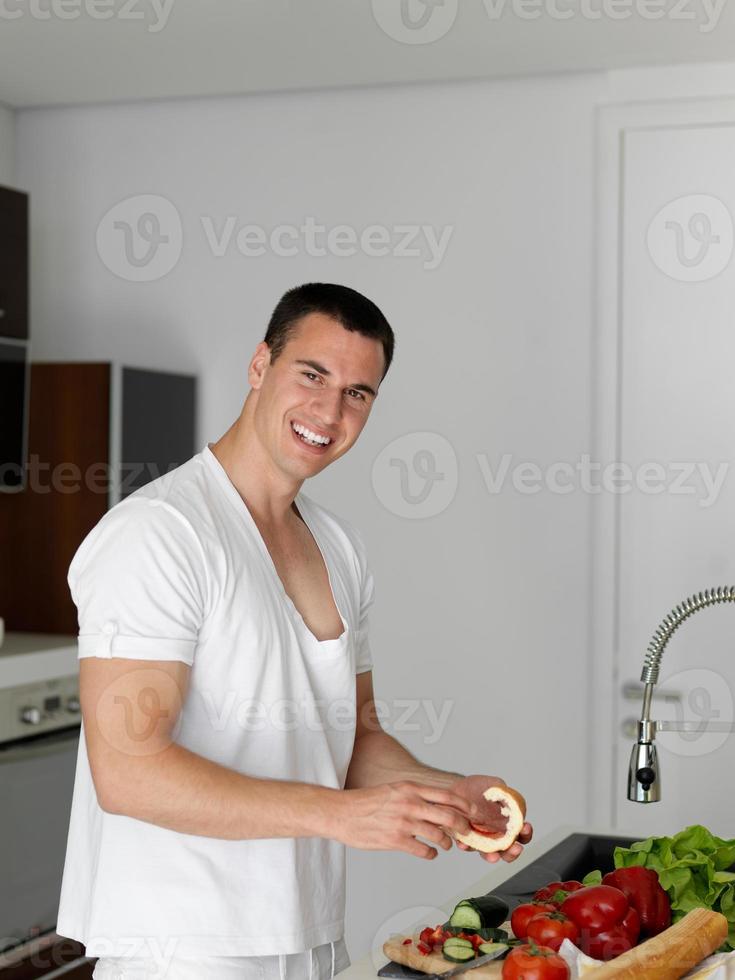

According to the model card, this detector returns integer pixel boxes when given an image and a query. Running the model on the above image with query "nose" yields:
[310,387,343,428]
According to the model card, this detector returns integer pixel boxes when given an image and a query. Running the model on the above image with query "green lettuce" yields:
[613,825,735,951]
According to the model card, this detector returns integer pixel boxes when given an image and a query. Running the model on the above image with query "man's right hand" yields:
[333,781,472,860]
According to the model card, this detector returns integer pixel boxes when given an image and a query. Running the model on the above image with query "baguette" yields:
[587,907,728,979]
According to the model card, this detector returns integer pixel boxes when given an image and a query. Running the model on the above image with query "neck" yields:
[209,401,303,529]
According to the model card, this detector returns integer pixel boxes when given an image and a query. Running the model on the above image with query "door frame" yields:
[589,96,735,829]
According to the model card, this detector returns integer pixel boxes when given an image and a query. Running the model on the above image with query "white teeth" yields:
[291,422,331,446]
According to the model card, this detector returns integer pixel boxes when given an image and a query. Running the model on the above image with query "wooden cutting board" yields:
[382,929,507,977]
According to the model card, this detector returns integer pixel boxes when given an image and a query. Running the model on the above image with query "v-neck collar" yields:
[201,443,347,645]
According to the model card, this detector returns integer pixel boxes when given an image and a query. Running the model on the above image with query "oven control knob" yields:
[20,706,43,725]
[66,697,81,714]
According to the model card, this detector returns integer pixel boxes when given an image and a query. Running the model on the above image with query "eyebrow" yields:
[293,359,378,398]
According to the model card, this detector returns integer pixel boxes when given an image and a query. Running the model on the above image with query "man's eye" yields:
[346,389,365,401]
[303,372,319,381]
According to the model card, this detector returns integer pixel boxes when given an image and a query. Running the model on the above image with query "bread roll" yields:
[449,776,527,854]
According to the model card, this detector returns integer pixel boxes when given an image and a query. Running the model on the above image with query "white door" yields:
[592,100,735,837]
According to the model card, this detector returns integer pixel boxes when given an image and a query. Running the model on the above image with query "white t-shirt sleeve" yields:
[68,497,206,665]
[351,526,375,675]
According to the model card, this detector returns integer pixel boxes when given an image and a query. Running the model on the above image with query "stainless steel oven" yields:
[0,636,81,957]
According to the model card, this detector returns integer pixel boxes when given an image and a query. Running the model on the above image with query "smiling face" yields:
[247,312,385,481]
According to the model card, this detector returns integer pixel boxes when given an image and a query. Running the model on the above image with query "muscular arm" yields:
[81,657,342,841]
[81,658,471,860]
[345,671,462,791]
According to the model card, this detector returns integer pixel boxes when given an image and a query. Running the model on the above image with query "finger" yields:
[499,843,523,862]
[519,823,533,844]
[422,804,471,836]
[411,785,475,815]
[413,821,454,850]
[405,838,439,860]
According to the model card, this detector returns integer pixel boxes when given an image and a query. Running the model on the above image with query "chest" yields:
[259,520,345,642]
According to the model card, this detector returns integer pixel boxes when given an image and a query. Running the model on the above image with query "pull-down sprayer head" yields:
[627,587,735,803]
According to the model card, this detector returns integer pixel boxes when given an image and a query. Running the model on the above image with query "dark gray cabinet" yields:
[0,186,29,341]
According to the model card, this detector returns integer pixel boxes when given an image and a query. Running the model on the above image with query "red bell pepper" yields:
[560,885,640,961]
[533,880,586,907]
[601,866,671,939]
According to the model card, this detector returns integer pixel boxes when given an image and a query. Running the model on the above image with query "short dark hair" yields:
[264,283,395,382]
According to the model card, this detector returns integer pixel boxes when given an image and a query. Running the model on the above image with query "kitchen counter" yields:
[0,631,78,687]
[340,825,638,979]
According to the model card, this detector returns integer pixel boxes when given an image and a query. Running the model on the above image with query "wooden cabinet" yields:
[0,186,29,341]
[0,935,94,979]
[0,959,95,979]
[0,362,197,634]
[62,963,95,979]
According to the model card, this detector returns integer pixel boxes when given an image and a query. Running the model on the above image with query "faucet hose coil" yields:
[641,585,735,684]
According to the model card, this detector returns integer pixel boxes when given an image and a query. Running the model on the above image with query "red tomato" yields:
[511,902,557,940]
[417,941,431,955]
[526,912,579,952]
[419,927,434,946]
[533,881,585,907]
[502,944,570,980]
[560,885,640,961]
[560,886,629,933]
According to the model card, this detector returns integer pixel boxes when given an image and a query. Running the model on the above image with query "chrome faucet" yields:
[628,586,735,803]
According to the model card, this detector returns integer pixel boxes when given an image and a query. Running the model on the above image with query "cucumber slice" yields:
[448,904,482,930]
[442,937,474,950]
[442,944,476,963]
[478,942,509,957]
[448,894,508,931]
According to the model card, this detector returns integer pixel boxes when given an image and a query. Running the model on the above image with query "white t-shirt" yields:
[56,444,375,958]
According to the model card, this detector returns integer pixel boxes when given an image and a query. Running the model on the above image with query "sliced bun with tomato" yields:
[448,775,527,854]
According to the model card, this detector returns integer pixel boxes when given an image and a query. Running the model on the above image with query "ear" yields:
[248,342,271,390]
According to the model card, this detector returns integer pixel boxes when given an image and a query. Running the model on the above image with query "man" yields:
[57,283,531,980]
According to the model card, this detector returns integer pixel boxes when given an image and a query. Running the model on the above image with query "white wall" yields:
[14,71,605,960]
[0,102,15,187]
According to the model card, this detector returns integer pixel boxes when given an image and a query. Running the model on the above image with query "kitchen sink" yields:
[378,833,638,978]
[489,832,637,910]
